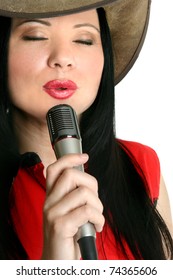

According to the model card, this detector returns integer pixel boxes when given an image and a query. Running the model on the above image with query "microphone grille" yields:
[46,104,80,144]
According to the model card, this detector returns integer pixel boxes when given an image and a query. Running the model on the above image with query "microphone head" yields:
[46,104,81,144]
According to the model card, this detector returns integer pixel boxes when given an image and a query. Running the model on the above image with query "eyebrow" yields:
[74,23,100,33]
[16,19,51,27]
[15,20,100,33]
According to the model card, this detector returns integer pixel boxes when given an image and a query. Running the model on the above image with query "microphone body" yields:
[46,104,98,260]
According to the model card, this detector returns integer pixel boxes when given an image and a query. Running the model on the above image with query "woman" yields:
[0,0,172,260]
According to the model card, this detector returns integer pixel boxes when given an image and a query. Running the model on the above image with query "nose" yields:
[48,44,76,71]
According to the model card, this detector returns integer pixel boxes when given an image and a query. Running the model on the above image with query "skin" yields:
[8,10,104,170]
[157,176,173,237]
[8,10,105,259]
[7,9,172,259]
[156,176,173,258]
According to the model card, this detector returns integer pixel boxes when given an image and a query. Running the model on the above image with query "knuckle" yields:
[91,176,98,192]
[43,202,49,213]
[51,218,62,235]
[62,168,74,180]
[43,208,63,236]
[46,164,55,178]
[43,206,53,223]
[83,204,92,217]
[77,185,88,197]
[101,214,105,226]
[99,200,104,213]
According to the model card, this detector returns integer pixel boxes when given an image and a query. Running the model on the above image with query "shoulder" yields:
[118,139,160,201]
[118,139,160,168]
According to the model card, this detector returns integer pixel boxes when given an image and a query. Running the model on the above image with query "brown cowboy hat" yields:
[0,0,151,85]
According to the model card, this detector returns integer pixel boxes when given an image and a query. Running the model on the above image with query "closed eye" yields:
[74,39,93,46]
[22,36,48,41]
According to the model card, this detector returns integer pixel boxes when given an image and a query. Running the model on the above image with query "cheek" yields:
[8,48,47,107]
[83,51,104,85]
[8,54,25,105]
[77,52,104,113]
[9,53,39,80]
[90,53,104,88]
[8,51,33,91]
[8,44,46,82]
[8,48,41,109]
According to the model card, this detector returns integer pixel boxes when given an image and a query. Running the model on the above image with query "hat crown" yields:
[0,0,116,17]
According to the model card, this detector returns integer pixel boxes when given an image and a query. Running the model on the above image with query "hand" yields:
[41,153,104,260]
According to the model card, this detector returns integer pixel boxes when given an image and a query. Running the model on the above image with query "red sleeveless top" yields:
[9,140,160,259]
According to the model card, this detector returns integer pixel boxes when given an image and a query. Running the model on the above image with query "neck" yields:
[12,109,56,173]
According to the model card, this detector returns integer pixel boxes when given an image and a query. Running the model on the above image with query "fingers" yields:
[44,183,104,234]
[46,153,89,194]
[44,164,104,232]
[42,153,105,259]
[45,167,99,211]
[44,204,104,240]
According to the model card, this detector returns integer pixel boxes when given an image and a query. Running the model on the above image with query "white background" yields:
[116,0,173,214]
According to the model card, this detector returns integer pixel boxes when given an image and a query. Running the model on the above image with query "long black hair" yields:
[81,8,173,259]
[0,9,172,259]
[0,16,26,259]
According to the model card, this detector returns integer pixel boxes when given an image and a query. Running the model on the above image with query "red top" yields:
[9,140,160,260]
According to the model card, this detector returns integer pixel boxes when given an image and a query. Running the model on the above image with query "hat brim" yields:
[0,0,151,85]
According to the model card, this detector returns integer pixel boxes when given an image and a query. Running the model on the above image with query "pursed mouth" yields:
[43,80,78,99]
[43,80,77,91]
[56,87,67,90]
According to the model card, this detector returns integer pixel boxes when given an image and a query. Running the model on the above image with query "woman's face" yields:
[8,10,104,121]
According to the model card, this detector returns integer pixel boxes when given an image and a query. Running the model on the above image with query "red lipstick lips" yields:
[43,80,77,99]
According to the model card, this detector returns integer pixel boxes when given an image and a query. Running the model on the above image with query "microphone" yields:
[46,104,98,260]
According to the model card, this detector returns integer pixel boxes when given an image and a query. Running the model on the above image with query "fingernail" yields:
[80,153,89,160]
